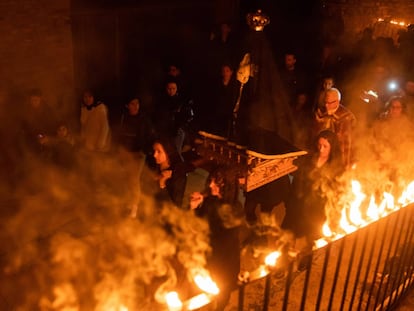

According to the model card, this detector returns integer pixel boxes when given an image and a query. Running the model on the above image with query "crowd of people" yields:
[4,21,414,310]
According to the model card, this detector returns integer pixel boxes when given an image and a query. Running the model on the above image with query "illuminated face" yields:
[324,92,339,115]
[127,99,140,116]
[168,65,180,77]
[323,78,334,90]
[57,125,68,138]
[209,179,221,197]
[318,137,331,159]
[296,93,307,108]
[221,65,233,81]
[166,82,178,97]
[389,100,403,118]
[285,54,296,70]
[153,142,169,167]
[83,92,94,106]
[30,95,42,108]
[405,81,414,95]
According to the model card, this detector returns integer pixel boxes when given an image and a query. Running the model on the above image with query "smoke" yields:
[0,150,210,310]
[324,105,414,232]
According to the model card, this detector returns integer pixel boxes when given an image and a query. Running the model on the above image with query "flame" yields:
[399,181,414,205]
[264,251,281,267]
[322,222,332,237]
[100,303,128,311]
[191,268,220,295]
[187,293,211,310]
[315,238,328,249]
[339,206,357,234]
[349,180,366,226]
[377,17,408,27]
[319,178,414,246]
[367,194,380,220]
[165,291,183,311]
[259,265,268,277]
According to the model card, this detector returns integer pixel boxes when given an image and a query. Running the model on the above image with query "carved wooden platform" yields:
[196,131,307,192]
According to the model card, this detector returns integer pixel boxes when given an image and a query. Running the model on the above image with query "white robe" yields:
[80,104,111,152]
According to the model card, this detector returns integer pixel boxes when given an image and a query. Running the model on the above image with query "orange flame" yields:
[349,180,366,227]
[322,222,332,238]
[315,238,329,249]
[187,293,211,310]
[264,251,281,267]
[165,291,183,311]
[99,302,128,311]
[319,179,414,247]
[399,181,414,206]
[258,265,268,277]
[191,268,220,295]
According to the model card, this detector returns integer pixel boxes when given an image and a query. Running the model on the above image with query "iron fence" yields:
[233,203,414,311]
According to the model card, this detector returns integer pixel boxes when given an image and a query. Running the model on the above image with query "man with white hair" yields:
[313,87,356,167]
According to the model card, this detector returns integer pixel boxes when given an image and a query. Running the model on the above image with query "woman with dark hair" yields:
[283,129,345,243]
[190,165,244,311]
[150,136,190,208]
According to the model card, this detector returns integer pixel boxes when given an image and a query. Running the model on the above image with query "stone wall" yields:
[0,0,74,115]
[327,0,414,44]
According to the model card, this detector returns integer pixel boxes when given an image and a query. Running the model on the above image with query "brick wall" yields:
[0,0,74,116]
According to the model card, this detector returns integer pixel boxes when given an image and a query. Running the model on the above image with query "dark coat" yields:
[116,111,155,154]
[283,154,345,239]
[195,196,241,291]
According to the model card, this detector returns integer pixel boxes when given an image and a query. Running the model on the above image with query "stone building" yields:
[0,0,74,118]
[325,0,414,45]
[1,0,413,119]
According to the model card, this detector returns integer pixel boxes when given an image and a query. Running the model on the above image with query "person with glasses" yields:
[313,88,356,167]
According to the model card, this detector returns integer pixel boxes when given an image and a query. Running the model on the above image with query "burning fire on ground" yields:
[315,174,414,249]
[0,155,218,311]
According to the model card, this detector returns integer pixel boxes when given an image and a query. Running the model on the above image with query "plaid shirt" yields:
[314,105,356,166]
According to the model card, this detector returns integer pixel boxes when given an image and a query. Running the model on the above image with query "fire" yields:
[318,178,414,248]
[192,268,220,295]
[398,181,414,206]
[191,268,220,295]
[98,299,128,311]
[377,17,409,27]
[348,180,366,226]
[315,238,329,249]
[99,302,128,311]
[264,251,281,267]
[258,265,269,278]
[154,266,218,310]
[339,206,357,235]
[322,222,332,237]
[187,293,211,310]
[165,291,183,311]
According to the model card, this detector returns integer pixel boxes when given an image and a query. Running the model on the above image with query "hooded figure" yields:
[230,11,294,149]
[230,10,301,225]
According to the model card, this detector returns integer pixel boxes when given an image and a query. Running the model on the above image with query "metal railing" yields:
[233,203,414,311]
